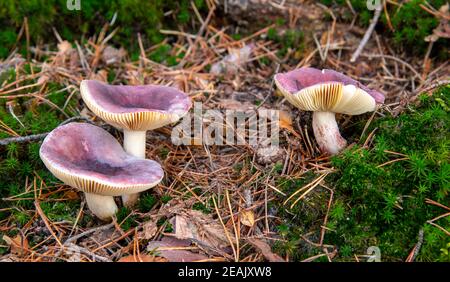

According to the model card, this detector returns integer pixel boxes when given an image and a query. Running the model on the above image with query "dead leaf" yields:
[147,237,210,262]
[239,210,255,227]
[279,110,293,130]
[102,46,126,65]
[256,146,283,165]
[170,210,231,251]
[3,234,29,256]
[217,99,254,111]
[354,61,371,77]
[63,190,79,200]
[210,44,254,75]
[279,110,300,137]
[425,4,450,42]
[89,70,108,82]
[138,220,158,240]
[247,238,285,262]
[118,254,167,262]
[57,41,73,54]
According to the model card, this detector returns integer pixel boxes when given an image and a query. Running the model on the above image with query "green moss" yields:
[0,82,76,224]
[274,86,450,261]
[156,217,173,233]
[266,28,305,59]
[0,0,208,59]
[138,193,157,213]
[192,202,211,214]
[40,201,78,222]
[320,0,448,55]
[161,194,172,204]
[12,210,31,226]
[324,87,449,261]
[116,207,138,231]
[148,44,185,66]
[231,34,242,40]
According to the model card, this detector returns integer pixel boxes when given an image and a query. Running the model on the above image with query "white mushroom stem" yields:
[312,111,347,155]
[122,130,147,207]
[123,130,147,158]
[84,193,118,221]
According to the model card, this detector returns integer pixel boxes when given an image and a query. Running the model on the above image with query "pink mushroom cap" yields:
[80,80,192,131]
[274,67,385,104]
[39,122,164,196]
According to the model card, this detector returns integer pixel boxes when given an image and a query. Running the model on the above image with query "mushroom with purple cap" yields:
[80,80,191,206]
[39,122,164,221]
[274,67,384,155]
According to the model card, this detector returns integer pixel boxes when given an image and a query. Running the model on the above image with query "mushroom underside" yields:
[274,67,384,155]
[274,67,385,104]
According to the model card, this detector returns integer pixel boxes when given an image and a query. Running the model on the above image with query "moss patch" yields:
[274,86,450,261]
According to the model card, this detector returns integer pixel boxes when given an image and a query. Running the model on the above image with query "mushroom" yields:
[80,80,191,206]
[274,67,384,155]
[39,122,164,221]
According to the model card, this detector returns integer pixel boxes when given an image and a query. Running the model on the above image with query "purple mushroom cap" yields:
[80,80,192,131]
[274,67,385,104]
[82,80,191,115]
[40,122,164,195]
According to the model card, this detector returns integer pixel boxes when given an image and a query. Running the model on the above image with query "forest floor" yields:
[0,1,449,262]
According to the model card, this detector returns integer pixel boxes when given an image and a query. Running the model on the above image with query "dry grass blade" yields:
[284,173,329,209]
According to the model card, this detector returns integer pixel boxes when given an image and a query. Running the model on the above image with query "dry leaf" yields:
[3,234,29,256]
[279,110,300,137]
[279,110,293,130]
[425,4,450,42]
[118,254,167,262]
[89,70,108,82]
[256,146,282,165]
[57,41,73,54]
[138,221,158,240]
[210,44,254,75]
[102,46,126,65]
[239,210,255,227]
[63,190,79,200]
[218,99,255,111]
[170,210,231,251]
[147,237,209,262]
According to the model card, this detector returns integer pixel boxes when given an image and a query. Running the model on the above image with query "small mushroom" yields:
[39,122,164,221]
[274,67,384,155]
[80,80,191,206]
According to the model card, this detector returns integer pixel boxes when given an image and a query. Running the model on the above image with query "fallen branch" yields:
[350,7,382,63]
[0,116,93,146]
[247,238,285,262]
[406,228,424,262]
[63,223,114,245]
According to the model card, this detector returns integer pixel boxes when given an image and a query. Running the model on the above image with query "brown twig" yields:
[350,7,382,63]
[0,116,95,146]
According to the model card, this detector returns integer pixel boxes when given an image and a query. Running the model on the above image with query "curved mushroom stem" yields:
[122,130,147,207]
[312,111,347,155]
[84,193,118,221]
